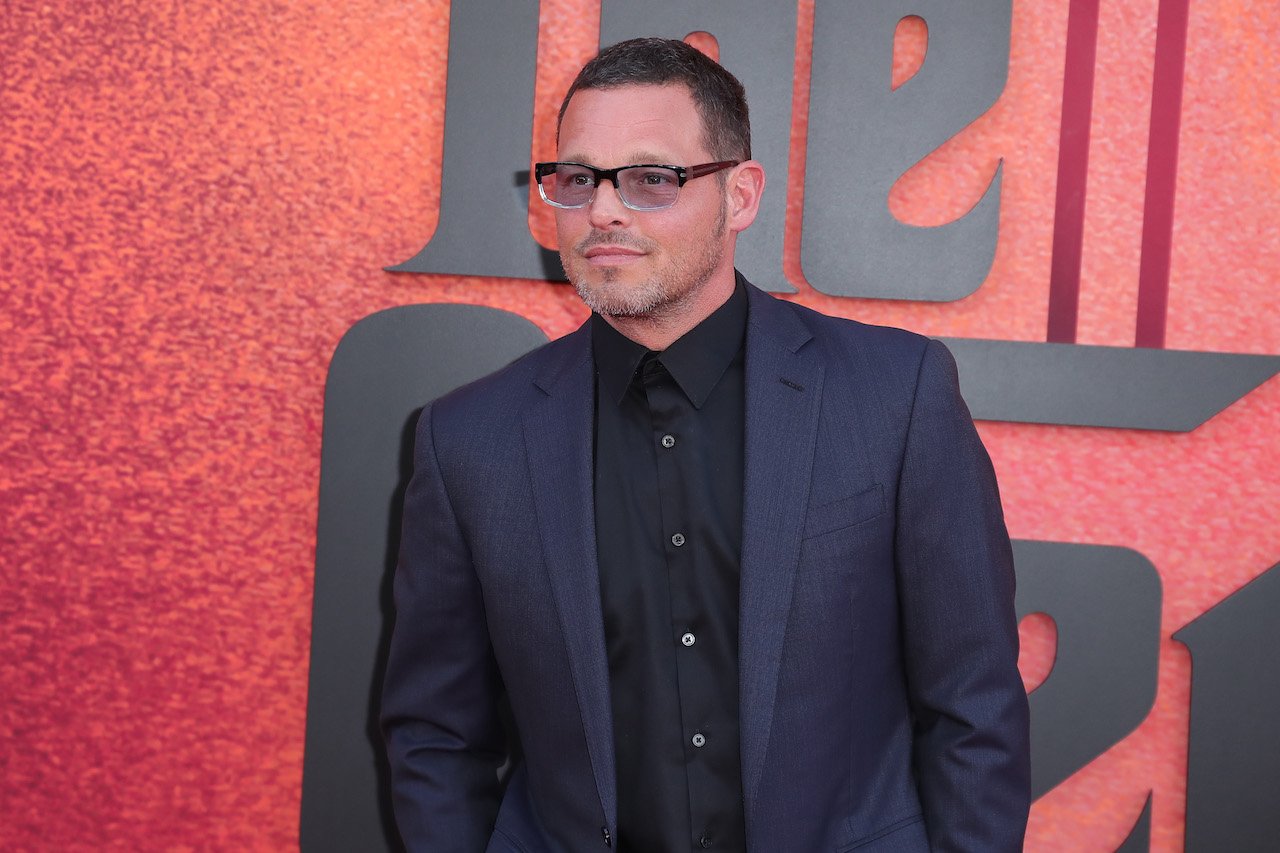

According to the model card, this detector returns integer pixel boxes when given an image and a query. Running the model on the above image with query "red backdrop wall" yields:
[2,1,1276,849]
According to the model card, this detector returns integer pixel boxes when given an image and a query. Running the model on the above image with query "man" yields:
[382,38,1030,852]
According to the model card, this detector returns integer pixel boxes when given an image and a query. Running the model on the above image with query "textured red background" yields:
[1,1,1276,849]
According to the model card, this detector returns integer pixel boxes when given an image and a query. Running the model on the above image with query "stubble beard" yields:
[566,201,728,320]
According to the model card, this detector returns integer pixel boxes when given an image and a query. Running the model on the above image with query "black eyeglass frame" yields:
[532,160,741,210]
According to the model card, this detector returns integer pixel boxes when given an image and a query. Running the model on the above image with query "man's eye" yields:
[638,171,675,185]
[568,174,594,186]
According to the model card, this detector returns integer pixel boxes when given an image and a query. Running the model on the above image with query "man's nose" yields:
[586,179,632,228]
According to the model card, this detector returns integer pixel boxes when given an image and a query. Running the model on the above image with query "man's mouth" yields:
[582,245,646,265]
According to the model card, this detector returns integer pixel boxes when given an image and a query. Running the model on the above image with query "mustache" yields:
[574,231,656,254]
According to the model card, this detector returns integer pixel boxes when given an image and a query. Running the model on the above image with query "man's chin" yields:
[574,277,665,319]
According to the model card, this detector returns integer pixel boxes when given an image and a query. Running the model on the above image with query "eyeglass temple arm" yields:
[683,160,741,182]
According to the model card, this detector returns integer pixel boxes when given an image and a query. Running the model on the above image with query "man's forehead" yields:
[557,136,679,165]
[557,85,706,163]
[563,81,696,113]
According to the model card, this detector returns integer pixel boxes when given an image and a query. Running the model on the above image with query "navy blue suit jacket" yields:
[382,282,1030,851]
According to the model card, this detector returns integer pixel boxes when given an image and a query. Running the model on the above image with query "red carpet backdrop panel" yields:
[2,1,1277,850]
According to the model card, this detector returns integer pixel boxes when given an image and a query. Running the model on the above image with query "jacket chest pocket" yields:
[803,483,885,542]
[799,483,890,573]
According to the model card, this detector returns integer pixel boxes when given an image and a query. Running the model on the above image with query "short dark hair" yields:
[557,37,751,161]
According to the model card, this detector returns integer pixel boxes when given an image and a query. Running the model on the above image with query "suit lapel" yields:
[738,287,824,812]
[520,325,617,829]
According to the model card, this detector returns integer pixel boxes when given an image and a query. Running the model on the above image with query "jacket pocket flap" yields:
[803,483,884,540]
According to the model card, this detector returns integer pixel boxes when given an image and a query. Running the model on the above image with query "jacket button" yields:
[699,835,713,848]
[691,732,706,747]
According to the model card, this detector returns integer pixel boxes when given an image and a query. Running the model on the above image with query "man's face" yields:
[554,84,735,320]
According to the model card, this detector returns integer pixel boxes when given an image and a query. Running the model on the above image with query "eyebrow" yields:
[558,152,680,167]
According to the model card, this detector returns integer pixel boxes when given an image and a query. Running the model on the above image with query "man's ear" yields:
[725,160,766,234]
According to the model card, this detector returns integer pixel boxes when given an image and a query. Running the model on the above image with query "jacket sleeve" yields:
[381,402,506,851]
[894,339,1031,852]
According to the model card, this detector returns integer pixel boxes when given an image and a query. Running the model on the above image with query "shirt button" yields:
[660,434,676,448]
[671,533,686,547]
[691,732,706,748]
[681,632,695,647]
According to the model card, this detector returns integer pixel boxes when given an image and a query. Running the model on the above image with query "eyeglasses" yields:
[533,160,740,211]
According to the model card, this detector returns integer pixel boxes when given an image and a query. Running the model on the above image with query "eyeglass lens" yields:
[542,164,681,210]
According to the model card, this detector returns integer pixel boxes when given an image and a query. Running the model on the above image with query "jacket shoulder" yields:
[768,295,935,377]
[429,325,588,426]
[748,292,966,437]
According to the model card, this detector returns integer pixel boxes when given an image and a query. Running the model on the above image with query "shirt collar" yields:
[592,277,748,409]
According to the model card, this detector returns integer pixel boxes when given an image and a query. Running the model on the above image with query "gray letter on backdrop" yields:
[302,306,549,851]
[391,0,564,280]
[1176,563,1280,852]
[803,0,1010,300]
[1013,541,1161,801]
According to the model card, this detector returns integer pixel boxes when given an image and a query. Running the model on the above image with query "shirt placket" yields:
[642,359,720,850]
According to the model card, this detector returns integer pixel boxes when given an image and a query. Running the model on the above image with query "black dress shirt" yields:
[592,282,749,852]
